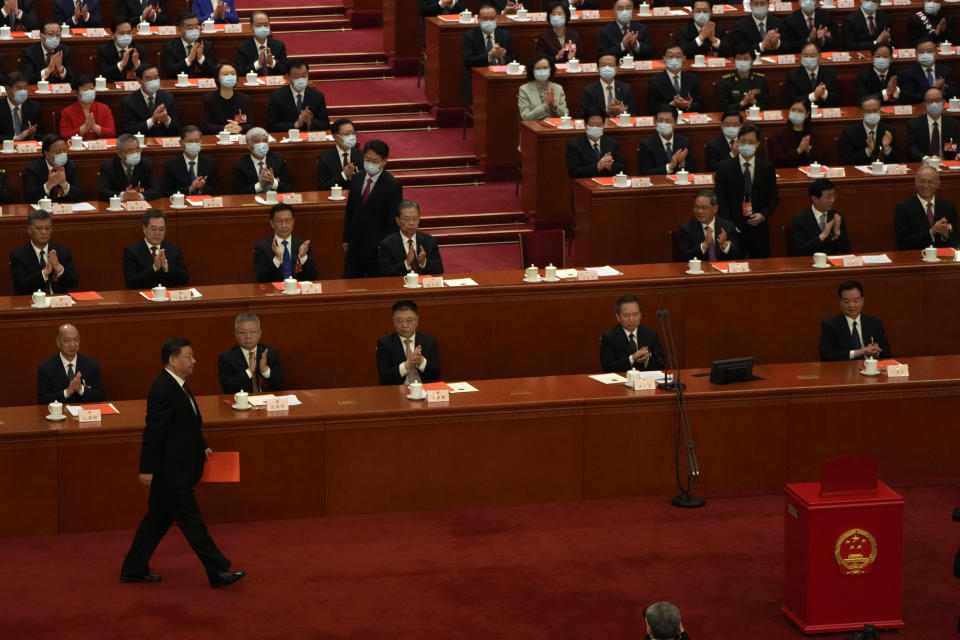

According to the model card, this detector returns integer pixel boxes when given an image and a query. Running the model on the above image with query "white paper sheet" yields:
[589,373,628,384]
[554,268,579,279]
[247,394,276,406]
[447,382,479,393]
[65,403,118,417]
[586,266,624,277]
[443,278,479,287]
[279,394,302,406]
[861,254,892,264]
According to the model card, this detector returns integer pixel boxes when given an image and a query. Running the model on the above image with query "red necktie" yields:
[868,16,876,37]
[807,16,813,30]
[927,202,935,227]
[361,177,373,205]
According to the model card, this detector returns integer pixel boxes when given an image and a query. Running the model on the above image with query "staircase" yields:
[236,3,350,32]
[422,211,530,246]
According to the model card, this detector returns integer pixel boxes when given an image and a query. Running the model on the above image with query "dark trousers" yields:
[342,239,379,279]
[122,482,230,581]
[740,221,770,259]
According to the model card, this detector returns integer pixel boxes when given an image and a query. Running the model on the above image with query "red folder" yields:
[201,452,240,483]
[422,382,453,391]
[80,403,118,415]
[70,291,103,301]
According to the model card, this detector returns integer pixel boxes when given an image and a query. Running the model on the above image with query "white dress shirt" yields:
[806,64,828,103]
[845,314,864,360]
[252,37,272,71]
[700,216,732,254]
[60,352,84,398]
[31,241,62,282]
[241,346,271,380]
[397,332,429,377]
[43,160,71,196]
[622,326,650,366]
[250,153,278,192]
[271,233,308,269]
[181,37,205,65]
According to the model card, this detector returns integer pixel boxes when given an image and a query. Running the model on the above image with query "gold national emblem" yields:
[834,528,878,576]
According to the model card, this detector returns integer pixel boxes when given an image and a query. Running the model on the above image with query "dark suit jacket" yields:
[638,131,697,175]
[907,12,958,46]
[534,26,578,61]
[419,0,466,14]
[0,170,11,204]
[161,38,214,78]
[844,9,894,51]
[55,0,101,27]
[676,216,743,261]
[856,67,903,103]
[597,20,652,60]
[232,152,293,194]
[24,158,84,203]
[120,89,179,136]
[253,235,318,282]
[0,0,37,30]
[789,207,851,255]
[894,195,959,249]
[767,123,822,168]
[0,98,40,141]
[840,120,897,165]
[818,313,890,361]
[732,15,787,54]
[9,241,79,295]
[266,85,329,132]
[715,156,780,225]
[580,79,635,118]
[139,370,207,490]
[116,0,169,25]
[705,133,736,171]
[645,70,703,114]
[781,9,835,52]
[600,324,666,373]
[161,152,218,196]
[36,353,105,404]
[376,332,441,385]
[678,21,731,58]
[462,27,516,103]
[785,64,839,107]
[97,40,146,82]
[905,113,960,161]
[379,231,444,277]
[565,133,626,178]
[122,239,189,289]
[342,171,403,266]
[20,42,73,84]
[98,155,161,201]
[317,145,363,189]
[199,90,252,135]
[900,62,959,104]
[217,343,285,393]
[234,36,288,76]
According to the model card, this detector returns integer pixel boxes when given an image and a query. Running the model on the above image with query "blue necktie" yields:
[67,363,74,380]
[850,320,862,349]
[296,93,303,111]
[281,239,292,278]
[927,68,935,87]
[188,160,196,181]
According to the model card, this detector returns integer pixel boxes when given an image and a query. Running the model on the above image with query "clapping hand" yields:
[189,175,207,194]
[259,166,275,189]
[405,344,424,369]
[597,151,614,172]
[298,239,311,259]
[295,107,313,129]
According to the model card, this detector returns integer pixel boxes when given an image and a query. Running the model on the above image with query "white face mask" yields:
[252,141,269,158]
[800,0,816,13]
[586,125,603,141]
[364,160,382,176]
[549,14,565,28]
[339,134,356,149]
[918,52,936,67]
[722,125,741,140]
[183,141,202,157]
[125,151,141,166]
[863,112,881,127]
[693,12,710,26]
[52,152,68,166]
[924,1,940,15]
[116,34,133,48]
[656,122,674,137]
[788,111,806,126]
[616,9,633,24]
[861,0,877,14]
[291,77,309,92]
[738,143,757,158]
[533,68,550,82]
[253,26,270,40]
[735,59,752,75]
[44,36,60,50]
[184,28,200,43]
[479,20,497,35]
[801,56,819,71]
[79,89,96,104]
[751,7,768,20]
[873,56,890,71]
[665,58,683,73]
[11,89,27,105]
[143,79,160,95]
[220,74,237,88]
[599,65,616,81]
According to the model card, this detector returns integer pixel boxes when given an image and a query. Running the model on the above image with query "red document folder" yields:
[200,452,240,483]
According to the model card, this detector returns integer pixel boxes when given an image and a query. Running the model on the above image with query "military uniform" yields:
[716,71,769,111]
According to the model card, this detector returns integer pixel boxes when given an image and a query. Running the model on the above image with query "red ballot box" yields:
[781,455,905,634]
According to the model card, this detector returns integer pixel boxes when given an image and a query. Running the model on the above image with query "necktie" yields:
[361,177,373,205]
[45,51,51,66]
[151,245,157,258]
[868,129,875,157]
[809,72,817,86]
[606,84,614,107]
[743,162,752,198]
[627,333,638,367]
[878,73,885,84]
[39,249,52,293]
[850,320,862,349]
[706,226,718,261]
[404,339,421,384]
[665,139,673,157]
[126,166,134,183]
[486,35,494,53]
[931,121,941,157]
[672,74,681,94]
[281,239,292,278]
[758,22,765,35]
[249,351,261,393]
[592,142,601,162]
[807,16,813,30]
[188,160,196,181]
[182,382,198,415]
[185,43,192,58]
[67,363,75,380]
[342,152,349,167]
[818,214,826,232]
[868,16,876,37]
[927,68,935,87]
[927,202,935,227]
[147,96,155,112]
[409,238,420,273]
[12,106,21,136]
[296,93,303,111]
[258,161,265,177]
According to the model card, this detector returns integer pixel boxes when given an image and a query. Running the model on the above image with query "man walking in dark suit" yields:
[232,127,294,194]
[120,64,179,136]
[376,300,441,385]
[789,178,851,256]
[894,165,959,250]
[9,209,79,295]
[123,209,189,290]
[217,313,285,394]
[676,190,742,261]
[24,134,84,203]
[600,294,666,373]
[265,58,328,132]
[638,105,696,175]
[906,87,960,161]
[98,133,162,201]
[234,11,288,76]
[840,94,896,165]
[818,280,891,361]
[161,11,214,79]
[645,43,703,115]
[461,2,516,104]
[0,71,41,141]
[36,323,106,404]
[379,199,444,277]
[98,20,146,82]
[343,139,403,278]
[598,0,653,61]
[318,117,363,190]
[121,337,245,587]
[565,110,627,178]
[161,125,218,196]
[20,20,73,84]
[580,52,635,117]
[253,203,317,282]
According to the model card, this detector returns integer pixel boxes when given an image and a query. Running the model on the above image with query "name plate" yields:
[49,295,72,308]
[422,276,444,288]
[85,27,106,37]
[307,131,326,142]
[281,192,302,204]
[706,57,727,67]
[887,363,910,377]
[224,23,242,33]
[581,9,599,18]
[634,60,653,70]
[52,203,73,214]
[887,164,908,175]
[712,4,726,12]
[837,0,854,7]
[762,110,783,120]
[158,26,177,35]
[169,289,192,301]
[202,196,224,207]
[632,377,657,391]
[628,177,652,187]
[728,262,750,273]
[687,114,710,124]
[160,137,181,147]
[122,81,141,91]
[842,255,864,267]
[87,139,108,150]
[579,63,598,73]
[777,55,796,64]
[265,75,286,86]
[124,200,149,211]
[51,83,72,94]
[577,270,599,281]
[79,408,101,423]
[652,6,671,15]
[894,46,914,56]
[301,282,322,295]
[825,167,846,177]
[773,2,792,10]
[265,396,289,411]
[821,108,842,118]
[893,105,913,115]
[632,116,653,127]
[426,389,450,402]
[17,142,37,153]
[528,11,547,20]
[693,174,714,184]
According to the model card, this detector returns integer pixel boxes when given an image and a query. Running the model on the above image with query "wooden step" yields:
[393,167,486,187]
[388,155,477,170]
[311,63,394,81]
[348,113,436,131]
[421,211,527,229]
[430,226,531,245]
[328,102,431,117]
[237,4,345,19]
[271,17,352,31]
[301,52,387,66]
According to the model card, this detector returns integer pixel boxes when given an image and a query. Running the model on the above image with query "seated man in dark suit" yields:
[785,42,839,107]
[894,164,959,250]
[318,117,363,190]
[840,94,896,165]
[580,52,636,117]
[379,199,444,277]
[24,134,84,203]
[900,37,959,104]
[266,58,329,132]
[376,299,441,386]
[706,108,743,171]
[732,6,787,54]
[818,280,891,361]
[162,125,218,196]
[599,294,666,373]
[0,71,40,141]
[638,104,696,175]
[235,11,288,76]
[115,0,169,26]
[0,0,38,30]
[676,189,742,261]
[55,0,101,28]
[343,139,403,278]
[598,0,652,61]
[907,1,958,46]
[98,133,162,201]
[781,1,835,53]
[855,44,901,105]
[217,312,285,393]
[162,11,214,79]
[905,87,960,162]
[461,2,516,104]
[232,126,294,195]
[678,0,731,59]
[9,209,80,295]
[565,110,627,178]
[844,3,894,52]
[419,0,466,14]
[120,64,179,136]
[36,323,106,404]
[20,20,73,84]
[122,209,189,290]
[645,42,703,115]
[98,20,146,82]
[789,178,851,256]
[253,203,318,282]
[716,49,769,112]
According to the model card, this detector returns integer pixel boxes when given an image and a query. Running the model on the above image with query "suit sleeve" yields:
[424,238,444,275]
[141,164,162,201]
[566,141,597,178]
[638,141,664,175]
[264,348,284,391]
[217,352,251,393]
[676,223,705,261]
[317,154,343,190]
[462,31,490,68]
[421,337,441,382]
[274,157,294,193]
[905,120,925,163]
[376,339,403,385]
[81,360,106,402]
[378,238,408,277]
[120,99,149,135]
[266,92,293,132]
[36,363,60,404]
[233,161,255,194]
[234,42,254,75]
[297,243,318,281]
[818,319,848,361]
[757,165,779,219]
[24,163,43,204]
[599,332,631,373]
[312,92,330,131]
[840,127,869,166]
[638,330,666,372]
[53,247,79,291]
[253,242,278,282]
[139,382,172,475]
[123,246,153,289]
[894,203,930,249]
[875,318,891,359]
[165,245,189,286]
[162,42,187,77]
[610,140,627,175]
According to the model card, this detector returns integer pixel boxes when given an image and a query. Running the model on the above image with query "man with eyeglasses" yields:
[376,299,441,386]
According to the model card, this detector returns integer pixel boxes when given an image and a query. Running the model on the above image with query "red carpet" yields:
[413,183,520,215]
[321,77,431,108]
[2,485,958,638]
[438,242,521,273]
[285,29,383,56]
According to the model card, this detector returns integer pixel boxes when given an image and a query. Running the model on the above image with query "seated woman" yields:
[192,0,238,23]
[201,61,253,135]
[518,55,569,121]
[59,75,117,140]
[535,1,579,63]
[768,98,822,168]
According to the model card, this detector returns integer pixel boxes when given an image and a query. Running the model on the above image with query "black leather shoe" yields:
[121,573,162,584]
[210,569,245,588]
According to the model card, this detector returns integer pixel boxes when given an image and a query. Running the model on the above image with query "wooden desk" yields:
[0,134,334,203]
[572,163,960,262]
[5,357,960,536]
[0,192,346,295]
[2,251,959,404]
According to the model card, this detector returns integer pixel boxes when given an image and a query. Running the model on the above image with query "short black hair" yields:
[615,294,641,314]
[722,106,744,122]
[331,118,354,135]
[392,299,418,314]
[838,280,863,298]
[364,139,390,159]
[398,199,420,215]
[41,134,64,154]
[5,71,26,87]
[808,178,834,199]
[655,104,678,120]
[180,124,201,138]
[872,41,893,57]
[143,209,167,226]
[136,63,157,79]
[71,74,93,91]
[28,209,52,225]
[288,57,309,73]
[738,124,760,139]
[269,203,294,220]
[178,11,198,26]
[662,41,683,56]
[112,18,133,30]
[800,41,821,55]
[214,60,238,85]
[42,19,60,32]
[916,35,937,50]
[583,108,606,122]
[734,44,755,57]
[526,54,556,81]
[859,93,882,109]
[478,2,498,13]
[161,337,191,364]
[597,51,618,65]
[545,0,571,22]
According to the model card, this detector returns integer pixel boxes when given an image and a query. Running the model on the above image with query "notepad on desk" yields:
[66,403,119,417]
[444,278,479,287]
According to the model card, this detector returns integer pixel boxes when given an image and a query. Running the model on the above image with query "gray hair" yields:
[398,199,420,215]
[645,602,682,640]
[116,132,138,149]
[246,127,267,144]
[695,189,717,206]
[234,313,260,327]
[28,209,52,224]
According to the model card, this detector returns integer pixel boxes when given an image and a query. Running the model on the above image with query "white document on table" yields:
[589,373,627,384]
[444,278,479,287]
[586,266,624,277]
[447,382,479,393]
[861,254,893,264]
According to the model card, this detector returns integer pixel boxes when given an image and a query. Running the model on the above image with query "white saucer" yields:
[566,68,581,73]
[283,138,301,143]
[616,122,634,128]
[45,414,67,421]
[522,276,541,283]
[691,63,706,68]
[811,263,831,269]
[169,204,187,209]
[31,301,50,308]
[174,83,192,88]
[243,82,259,87]
[922,257,940,263]
[859,370,881,376]
[406,393,425,400]
[327,196,346,201]
[403,283,422,289]
[231,404,252,410]
[281,289,300,295]
[150,295,169,302]
[612,182,630,188]
[543,277,559,283]
[685,269,704,275]
[1,149,16,153]
[217,140,233,145]
[557,125,574,130]
[106,207,123,212]
[35,90,51,94]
